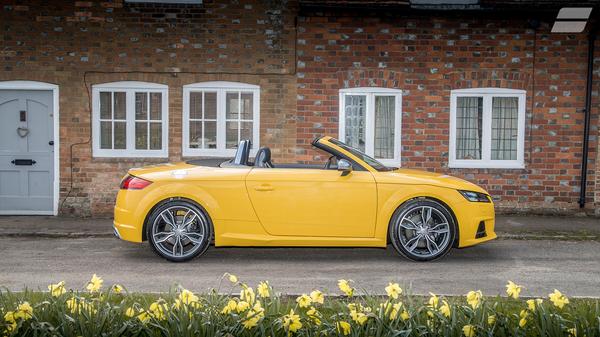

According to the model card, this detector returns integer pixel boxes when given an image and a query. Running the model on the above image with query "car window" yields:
[328,138,394,172]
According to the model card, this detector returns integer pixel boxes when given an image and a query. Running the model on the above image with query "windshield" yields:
[328,138,394,172]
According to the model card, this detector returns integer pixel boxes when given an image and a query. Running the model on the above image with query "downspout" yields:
[579,24,597,208]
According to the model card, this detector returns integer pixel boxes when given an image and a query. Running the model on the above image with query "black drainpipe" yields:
[579,24,597,208]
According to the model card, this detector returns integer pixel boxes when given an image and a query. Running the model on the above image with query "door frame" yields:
[0,80,60,215]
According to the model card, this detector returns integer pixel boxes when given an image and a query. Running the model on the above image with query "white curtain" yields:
[374,96,395,159]
[492,97,518,160]
[456,97,482,160]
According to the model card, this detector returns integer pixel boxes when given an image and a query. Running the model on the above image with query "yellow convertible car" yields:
[114,136,496,262]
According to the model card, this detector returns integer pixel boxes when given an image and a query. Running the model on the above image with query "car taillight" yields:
[120,175,152,190]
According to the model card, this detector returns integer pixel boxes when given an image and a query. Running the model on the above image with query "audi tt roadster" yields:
[113,136,496,262]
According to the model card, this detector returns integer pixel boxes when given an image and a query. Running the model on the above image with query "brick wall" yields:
[296,10,598,214]
[1,1,598,215]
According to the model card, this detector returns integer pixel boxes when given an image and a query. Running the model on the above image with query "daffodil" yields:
[506,281,522,299]
[428,293,439,308]
[4,312,16,334]
[227,273,238,283]
[400,310,410,321]
[488,314,496,325]
[242,301,264,329]
[462,324,475,337]
[221,299,237,314]
[439,300,451,318]
[338,279,354,296]
[240,285,256,304]
[112,284,124,294]
[527,298,543,311]
[306,306,322,325]
[48,281,66,297]
[296,294,312,308]
[125,307,136,318]
[179,289,200,307]
[14,302,33,320]
[282,309,302,333]
[149,300,167,320]
[350,309,368,325]
[385,282,402,299]
[549,289,569,309]
[257,281,270,298]
[237,300,250,313]
[519,309,528,327]
[466,290,482,309]
[337,321,351,336]
[310,290,324,304]
[568,328,577,336]
[86,274,103,293]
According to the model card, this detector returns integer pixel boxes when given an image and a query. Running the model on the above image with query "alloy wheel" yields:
[151,205,209,259]
[396,205,451,259]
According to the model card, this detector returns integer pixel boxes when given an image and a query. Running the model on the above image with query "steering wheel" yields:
[324,155,336,170]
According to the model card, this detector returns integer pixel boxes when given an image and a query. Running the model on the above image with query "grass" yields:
[1,275,599,337]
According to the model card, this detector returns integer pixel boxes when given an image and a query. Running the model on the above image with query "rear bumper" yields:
[113,191,145,243]
[456,200,497,248]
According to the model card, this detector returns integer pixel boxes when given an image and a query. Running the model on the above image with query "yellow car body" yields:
[114,136,496,260]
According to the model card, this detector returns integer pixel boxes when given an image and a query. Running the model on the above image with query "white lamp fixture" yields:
[551,7,593,33]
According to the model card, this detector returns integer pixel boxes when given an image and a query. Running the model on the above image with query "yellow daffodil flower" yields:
[221,299,237,314]
[466,290,482,309]
[125,307,136,318]
[137,311,150,323]
[306,306,322,325]
[428,293,439,308]
[506,281,522,299]
[338,280,353,297]
[257,281,270,298]
[227,273,238,283]
[350,309,368,325]
[337,321,351,336]
[149,301,167,320]
[400,310,410,321]
[179,289,199,305]
[439,300,451,318]
[549,289,569,309]
[112,284,124,294]
[568,328,577,336]
[462,324,475,337]
[310,290,324,304]
[240,285,256,304]
[14,302,33,320]
[237,301,250,313]
[527,298,543,311]
[48,281,66,297]
[519,309,528,327]
[282,309,302,333]
[488,315,496,325]
[242,302,264,329]
[86,274,103,293]
[385,282,403,299]
[296,294,312,308]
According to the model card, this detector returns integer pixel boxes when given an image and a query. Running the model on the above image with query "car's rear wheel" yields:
[146,200,212,262]
[389,199,456,262]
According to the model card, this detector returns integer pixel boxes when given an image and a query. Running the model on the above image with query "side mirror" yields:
[337,159,353,176]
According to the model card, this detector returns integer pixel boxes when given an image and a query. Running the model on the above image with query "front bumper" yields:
[455,199,497,248]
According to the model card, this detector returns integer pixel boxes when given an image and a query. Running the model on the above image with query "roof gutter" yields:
[579,23,597,208]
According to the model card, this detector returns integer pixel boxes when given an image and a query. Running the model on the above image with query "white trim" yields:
[0,80,60,216]
[183,81,260,157]
[449,88,526,169]
[338,87,402,166]
[92,81,169,158]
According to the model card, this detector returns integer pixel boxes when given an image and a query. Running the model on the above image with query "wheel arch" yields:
[386,196,460,247]
[141,196,214,241]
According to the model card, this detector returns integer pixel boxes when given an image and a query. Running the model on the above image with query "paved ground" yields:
[1,236,599,297]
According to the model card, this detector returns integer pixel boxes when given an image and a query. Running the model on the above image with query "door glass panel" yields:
[226,121,238,149]
[344,95,366,152]
[374,96,395,159]
[150,93,161,120]
[100,121,112,149]
[149,122,162,150]
[135,92,148,120]
[100,92,111,119]
[114,121,126,149]
[113,92,126,120]
[135,122,147,150]
[455,97,482,160]
[492,97,518,160]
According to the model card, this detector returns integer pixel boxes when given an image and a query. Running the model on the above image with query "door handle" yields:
[253,184,274,192]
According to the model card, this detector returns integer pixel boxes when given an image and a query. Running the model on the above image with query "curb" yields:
[0,232,115,238]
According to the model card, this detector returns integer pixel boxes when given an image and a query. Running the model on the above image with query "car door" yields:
[245,167,377,238]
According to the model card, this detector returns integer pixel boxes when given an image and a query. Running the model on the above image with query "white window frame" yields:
[339,87,402,166]
[182,81,260,157]
[92,81,169,158]
[449,88,526,169]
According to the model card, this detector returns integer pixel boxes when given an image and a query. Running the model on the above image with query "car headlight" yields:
[458,190,491,203]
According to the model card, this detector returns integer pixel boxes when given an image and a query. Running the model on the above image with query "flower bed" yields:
[1,274,598,337]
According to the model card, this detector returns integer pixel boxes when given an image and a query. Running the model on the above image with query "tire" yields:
[389,199,457,262]
[146,199,212,262]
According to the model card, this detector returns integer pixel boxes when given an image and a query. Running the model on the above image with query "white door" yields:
[0,90,54,213]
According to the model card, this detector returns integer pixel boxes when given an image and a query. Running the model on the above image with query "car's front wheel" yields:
[146,199,212,262]
[389,199,456,261]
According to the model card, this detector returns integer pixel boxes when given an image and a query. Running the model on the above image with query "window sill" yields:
[448,161,525,170]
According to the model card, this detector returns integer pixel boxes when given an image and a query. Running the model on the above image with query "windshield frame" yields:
[316,137,394,172]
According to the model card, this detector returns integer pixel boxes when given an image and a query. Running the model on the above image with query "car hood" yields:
[376,168,489,195]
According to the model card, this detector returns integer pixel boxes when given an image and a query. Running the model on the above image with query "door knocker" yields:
[17,127,29,138]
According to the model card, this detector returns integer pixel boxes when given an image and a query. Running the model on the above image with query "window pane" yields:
[226,121,238,149]
[114,92,126,120]
[492,97,518,160]
[135,92,148,120]
[240,121,253,148]
[150,93,161,120]
[455,97,482,160]
[240,92,253,120]
[344,95,366,152]
[100,92,111,119]
[100,121,112,149]
[226,92,239,119]
[149,122,162,150]
[190,92,202,119]
[135,122,147,150]
[205,92,217,119]
[204,121,217,149]
[189,121,202,149]
[114,121,126,149]
[374,96,395,159]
